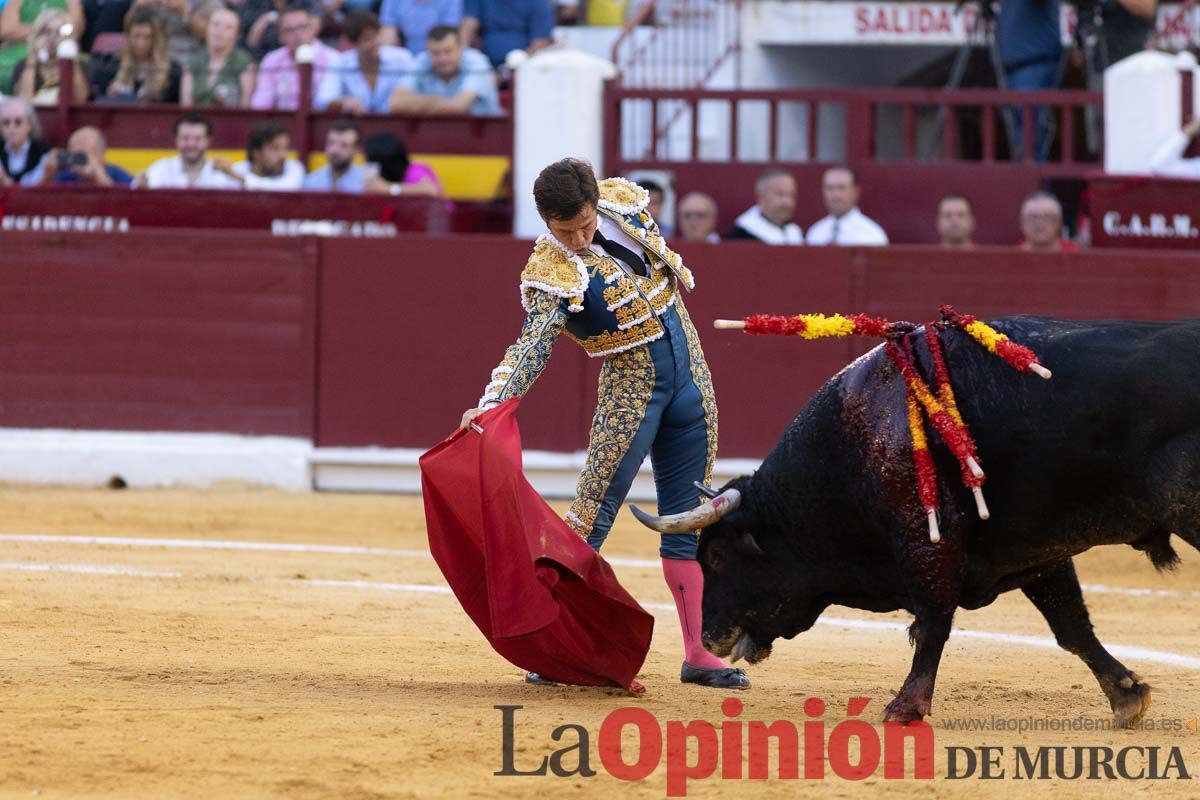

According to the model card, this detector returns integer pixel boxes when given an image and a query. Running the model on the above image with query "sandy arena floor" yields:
[0,486,1199,799]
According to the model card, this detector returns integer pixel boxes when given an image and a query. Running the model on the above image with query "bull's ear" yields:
[736,531,764,557]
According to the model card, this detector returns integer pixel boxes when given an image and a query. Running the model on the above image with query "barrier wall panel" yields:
[315,236,595,453]
[0,231,318,436]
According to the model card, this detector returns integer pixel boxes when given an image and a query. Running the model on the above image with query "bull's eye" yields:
[706,546,724,571]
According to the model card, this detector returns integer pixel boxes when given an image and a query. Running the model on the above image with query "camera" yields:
[56,150,88,169]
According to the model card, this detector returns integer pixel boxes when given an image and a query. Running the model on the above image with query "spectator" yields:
[251,3,336,110]
[460,0,550,68]
[302,119,385,192]
[130,0,196,64]
[364,130,441,196]
[1019,190,1078,252]
[0,95,48,185]
[638,178,671,236]
[725,168,802,244]
[996,0,1061,162]
[676,191,719,243]
[379,0,459,54]
[1147,117,1200,179]
[240,0,287,59]
[386,25,496,115]
[805,166,888,246]
[0,0,83,92]
[182,6,256,106]
[28,125,134,185]
[137,112,242,188]
[315,10,411,113]
[92,6,181,102]
[11,7,90,104]
[936,195,975,248]
[229,121,305,189]
[81,0,132,53]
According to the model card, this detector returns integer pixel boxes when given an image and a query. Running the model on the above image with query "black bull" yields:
[633,317,1200,725]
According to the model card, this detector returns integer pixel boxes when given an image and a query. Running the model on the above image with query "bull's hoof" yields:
[1110,678,1152,728]
[883,694,930,724]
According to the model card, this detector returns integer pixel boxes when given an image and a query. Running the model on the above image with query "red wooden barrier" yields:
[1088,174,1200,249]
[2,231,1199,459]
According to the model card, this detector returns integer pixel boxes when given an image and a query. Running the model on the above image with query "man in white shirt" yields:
[230,121,306,191]
[725,169,803,244]
[1148,117,1200,178]
[805,166,889,246]
[138,114,242,190]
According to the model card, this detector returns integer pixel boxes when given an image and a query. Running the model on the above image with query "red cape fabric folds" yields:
[419,399,654,690]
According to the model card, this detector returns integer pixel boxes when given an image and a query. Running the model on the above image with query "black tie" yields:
[593,230,649,277]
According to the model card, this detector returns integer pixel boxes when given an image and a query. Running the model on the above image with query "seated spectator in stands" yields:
[1148,117,1200,178]
[936,195,975,248]
[138,112,243,188]
[228,121,305,189]
[28,124,134,185]
[130,0,196,64]
[460,0,550,68]
[0,0,83,93]
[379,0,459,54]
[387,25,496,115]
[805,166,888,246]
[11,8,90,104]
[725,169,802,244]
[676,191,719,243]
[1019,190,1078,252]
[364,130,441,196]
[251,3,337,110]
[182,7,256,106]
[92,7,181,102]
[638,178,671,236]
[0,95,48,185]
[81,0,132,53]
[240,0,287,59]
[302,119,383,192]
[315,10,411,113]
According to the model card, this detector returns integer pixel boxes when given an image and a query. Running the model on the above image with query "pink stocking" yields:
[661,558,729,670]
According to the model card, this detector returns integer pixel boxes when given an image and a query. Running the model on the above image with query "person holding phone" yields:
[28,125,133,186]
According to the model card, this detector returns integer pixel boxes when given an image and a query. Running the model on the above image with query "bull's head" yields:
[630,479,803,666]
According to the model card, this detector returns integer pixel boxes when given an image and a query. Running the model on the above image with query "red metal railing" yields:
[606,84,1104,178]
[610,0,741,89]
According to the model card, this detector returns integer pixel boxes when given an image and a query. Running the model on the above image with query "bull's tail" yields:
[1129,531,1181,573]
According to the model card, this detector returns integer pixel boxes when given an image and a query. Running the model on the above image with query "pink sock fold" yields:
[662,558,729,670]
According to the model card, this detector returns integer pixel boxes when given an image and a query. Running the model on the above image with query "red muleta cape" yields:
[419,399,654,690]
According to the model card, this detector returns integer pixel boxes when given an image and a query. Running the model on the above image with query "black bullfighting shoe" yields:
[525,671,557,685]
[680,662,751,689]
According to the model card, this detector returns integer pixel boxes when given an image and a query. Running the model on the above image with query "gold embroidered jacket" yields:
[478,178,696,408]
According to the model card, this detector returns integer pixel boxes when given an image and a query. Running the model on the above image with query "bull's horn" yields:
[693,481,720,499]
[630,489,742,533]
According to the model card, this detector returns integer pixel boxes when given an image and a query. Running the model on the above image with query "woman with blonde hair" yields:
[10,8,89,104]
[0,0,82,91]
[95,5,181,102]
[181,6,255,107]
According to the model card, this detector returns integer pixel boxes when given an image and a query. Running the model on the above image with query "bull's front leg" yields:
[883,607,954,723]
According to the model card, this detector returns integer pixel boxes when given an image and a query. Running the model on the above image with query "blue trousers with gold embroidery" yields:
[566,304,715,560]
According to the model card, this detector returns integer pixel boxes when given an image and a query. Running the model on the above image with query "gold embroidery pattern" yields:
[576,317,666,357]
[598,208,696,292]
[613,297,654,330]
[567,345,655,536]
[519,238,588,312]
[675,295,718,487]
[597,178,649,214]
[478,291,567,406]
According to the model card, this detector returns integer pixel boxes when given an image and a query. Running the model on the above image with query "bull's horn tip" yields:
[629,504,656,526]
[713,319,746,330]
[1029,363,1052,380]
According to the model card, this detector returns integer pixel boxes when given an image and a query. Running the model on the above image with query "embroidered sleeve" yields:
[477,291,569,408]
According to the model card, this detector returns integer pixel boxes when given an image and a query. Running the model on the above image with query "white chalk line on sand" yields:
[2,558,1199,671]
[4,533,1200,603]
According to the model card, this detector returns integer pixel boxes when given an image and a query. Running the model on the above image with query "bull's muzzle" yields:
[629,489,742,533]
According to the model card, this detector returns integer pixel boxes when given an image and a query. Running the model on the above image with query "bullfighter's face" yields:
[696,516,795,666]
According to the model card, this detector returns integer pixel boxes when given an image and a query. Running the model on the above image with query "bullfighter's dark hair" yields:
[534,158,600,221]
[246,121,289,163]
